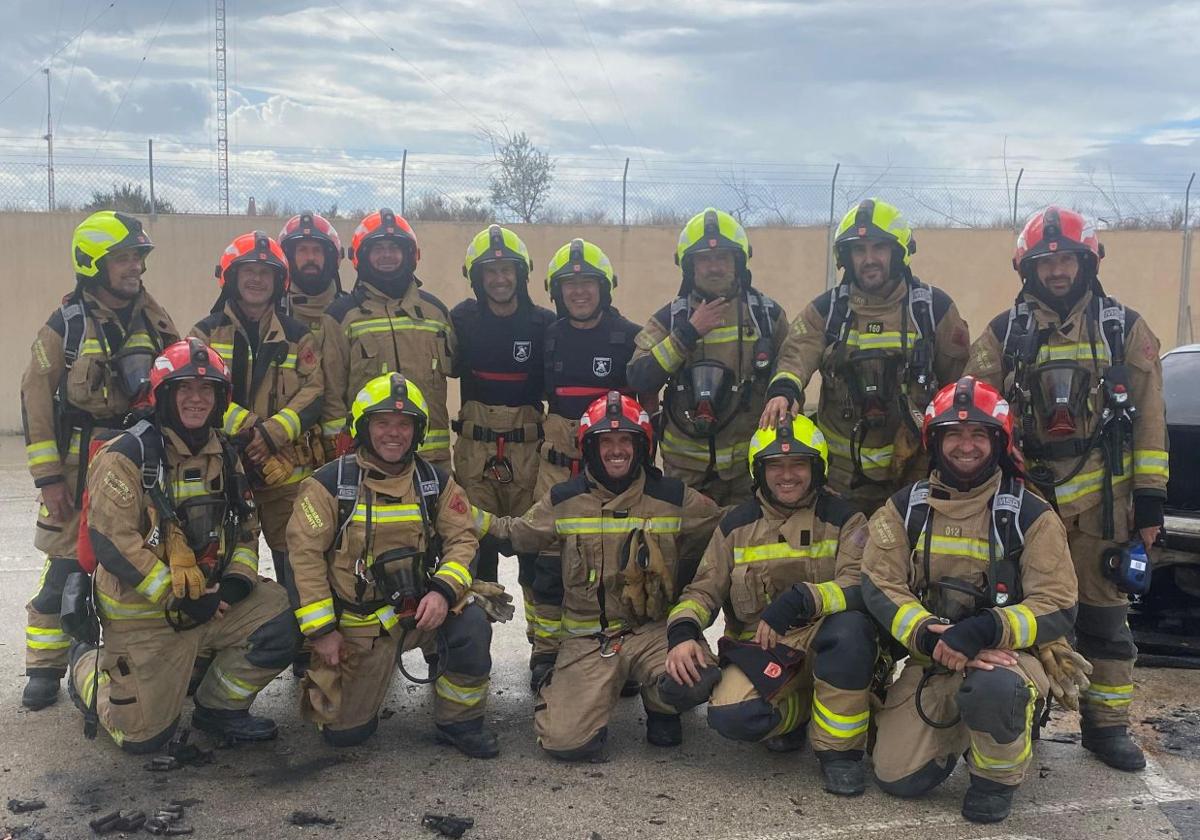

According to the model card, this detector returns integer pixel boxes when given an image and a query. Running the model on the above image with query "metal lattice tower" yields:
[214,0,229,215]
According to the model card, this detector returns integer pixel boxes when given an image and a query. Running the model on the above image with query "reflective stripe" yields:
[230,547,258,572]
[723,626,757,642]
[211,666,258,701]
[339,605,399,631]
[698,325,745,346]
[346,317,444,339]
[525,608,561,639]
[1133,449,1169,479]
[80,332,158,356]
[823,428,893,471]
[223,403,252,436]
[272,408,302,441]
[776,691,803,735]
[1081,681,1134,708]
[26,626,71,651]
[843,329,915,352]
[561,615,624,636]
[1002,604,1037,649]
[418,428,451,453]
[814,581,846,614]
[25,440,60,468]
[208,342,235,359]
[768,370,805,393]
[891,601,932,647]
[321,419,345,437]
[434,675,488,706]
[734,541,839,565]
[651,335,686,371]
[97,590,163,620]
[171,479,212,501]
[436,561,473,588]
[926,534,990,562]
[471,506,492,536]
[971,682,1035,771]
[668,599,711,627]
[660,427,746,469]
[278,352,299,370]
[1035,343,1109,364]
[811,695,869,739]
[352,503,423,524]
[555,516,682,536]
[295,598,336,634]
[76,663,111,707]
[1054,460,1131,506]
[68,429,82,457]
[135,562,172,603]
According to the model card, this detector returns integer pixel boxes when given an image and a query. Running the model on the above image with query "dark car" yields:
[1130,344,1200,665]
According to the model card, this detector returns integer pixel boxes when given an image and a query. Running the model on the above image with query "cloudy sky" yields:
[2,0,1197,221]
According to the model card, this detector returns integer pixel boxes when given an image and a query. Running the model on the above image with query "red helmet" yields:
[578,391,654,455]
[279,211,344,266]
[349,208,420,269]
[215,230,289,295]
[1013,206,1104,279]
[149,338,233,426]
[922,376,1014,454]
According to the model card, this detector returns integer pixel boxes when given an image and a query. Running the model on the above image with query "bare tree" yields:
[483,127,555,223]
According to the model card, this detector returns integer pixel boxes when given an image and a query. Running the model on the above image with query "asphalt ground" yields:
[0,438,1197,840]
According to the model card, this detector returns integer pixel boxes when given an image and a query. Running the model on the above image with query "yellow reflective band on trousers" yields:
[223,403,252,436]
[1133,449,1169,479]
[435,675,487,707]
[75,663,125,744]
[555,517,682,536]
[351,502,423,525]
[272,408,302,441]
[1081,681,1134,708]
[419,428,452,453]
[346,317,444,340]
[561,615,625,636]
[26,626,71,651]
[211,665,260,702]
[811,694,869,739]
[733,541,839,565]
[295,598,336,634]
[774,691,804,736]
[660,427,746,470]
[524,602,561,639]
[1052,459,1131,506]
[1000,604,1037,649]
[97,590,163,621]
[651,336,686,371]
[814,581,846,614]
[435,561,472,588]
[823,428,894,472]
[971,682,1035,771]
[668,599,711,627]
[134,562,172,603]
[26,440,59,469]
[891,601,932,648]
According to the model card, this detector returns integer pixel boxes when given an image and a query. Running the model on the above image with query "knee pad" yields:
[30,557,78,613]
[874,755,957,798]
[656,666,721,712]
[707,698,779,743]
[516,553,537,589]
[957,667,1030,744]
[1075,603,1135,660]
[443,605,492,676]
[245,610,302,670]
[322,716,379,748]
[543,726,607,762]
[531,553,564,605]
[119,718,180,755]
[813,612,878,689]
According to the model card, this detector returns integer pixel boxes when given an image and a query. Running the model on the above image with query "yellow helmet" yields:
[675,207,751,274]
[463,224,533,286]
[747,415,829,487]
[834,198,915,269]
[546,239,617,317]
[71,210,154,280]
[349,373,430,454]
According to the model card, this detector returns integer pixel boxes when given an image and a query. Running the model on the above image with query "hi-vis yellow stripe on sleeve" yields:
[668,599,711,627]
[891,601,932,647]
[295,598,336,634]
[1001,604,1037,649]
[1133,449,1169,479]
[25,440,59,468]
[652,336,686,371]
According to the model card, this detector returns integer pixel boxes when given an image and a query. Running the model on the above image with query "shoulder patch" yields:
[868,513,901,550]
[447,491,468,515]
[100,468,135,507]
[32,337,52,371]
[299,495,325,531]
[719,498,763,537]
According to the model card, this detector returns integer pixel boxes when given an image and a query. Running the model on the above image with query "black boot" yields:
[645,711,682,747]
[21,673,60,711]
[1082,725,1146,772]
[529,654,555,695]
[435,721,500,759]
[191,702,278,743]
[961,775,1016,824]
[816,750,866,796]
[763,726,806,754]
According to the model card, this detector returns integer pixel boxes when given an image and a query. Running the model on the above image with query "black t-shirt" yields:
[451,298,556,409]
[544,309,639,420]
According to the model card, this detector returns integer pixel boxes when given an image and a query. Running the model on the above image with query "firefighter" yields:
[863,376,1080,823]
[67,338,299,752]
[320,209,455,466]
[287,373,499,755]
[451,225,555,582]
[628,208,789,504]
[665,415,875,796]
[479,392,724,761]
[761,198,970,515]
[964,207,1167,771]
[278,211,346,338]
[20,211,179,710]
[190,231,323,603]
[518,239,643,691]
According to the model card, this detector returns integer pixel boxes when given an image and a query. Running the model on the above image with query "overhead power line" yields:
[0,2,118,110]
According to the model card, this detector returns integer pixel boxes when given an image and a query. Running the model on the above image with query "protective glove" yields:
[178,592,222,624]
[759,584,817,635]
[619,530,648,621]
[938,613,999,661]
[641,530,672,621]
[1036,638,1093,711]
[465,581,516,623]
[260,452,295,486]
[165,524,207,600]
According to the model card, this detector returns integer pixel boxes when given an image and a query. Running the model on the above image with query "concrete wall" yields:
[1,212,1195,431]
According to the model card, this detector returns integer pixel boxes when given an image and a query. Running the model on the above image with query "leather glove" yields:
[641,530,671,621]
[465,581,516,623]
[619,531,648,621]
[178,592,221,624]
[1036,638,1093,711]
[260,452,295,486]
[938,613,999,661]
[760,584,817,635]
[165,524,207,600]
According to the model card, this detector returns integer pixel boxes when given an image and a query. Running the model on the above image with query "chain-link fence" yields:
[0,137,1195,230]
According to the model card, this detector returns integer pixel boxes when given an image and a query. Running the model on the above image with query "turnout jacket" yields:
[481,468,724,635]
[767,278,969,486]
[190,303,323,486]
[22,287,178,489]
[628,290,789,480]
[964,287,1167,525]
[668,489,868,643]
[86,426,261,626]
[862,471,1078,660]
[285,284,340,337]
[286,451,479,638]
[319,280,456,459]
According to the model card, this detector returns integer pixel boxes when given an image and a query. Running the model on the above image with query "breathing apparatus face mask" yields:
[1031,361,1091,437]
[111,346,156,407]
[370,547,429,627]
[928,577,990,623]
[667,360,735,438]
[836,349,902,428]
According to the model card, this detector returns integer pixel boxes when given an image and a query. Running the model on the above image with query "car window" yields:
[1163,352,1200,425]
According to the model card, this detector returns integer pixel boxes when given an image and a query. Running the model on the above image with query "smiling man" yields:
[761,199,970,516]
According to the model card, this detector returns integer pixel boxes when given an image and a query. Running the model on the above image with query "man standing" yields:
[278,211,345,338]
[20,211,178,709]
[965,207,1166,771]
[628,208,788,505]
[761,199,970,515]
